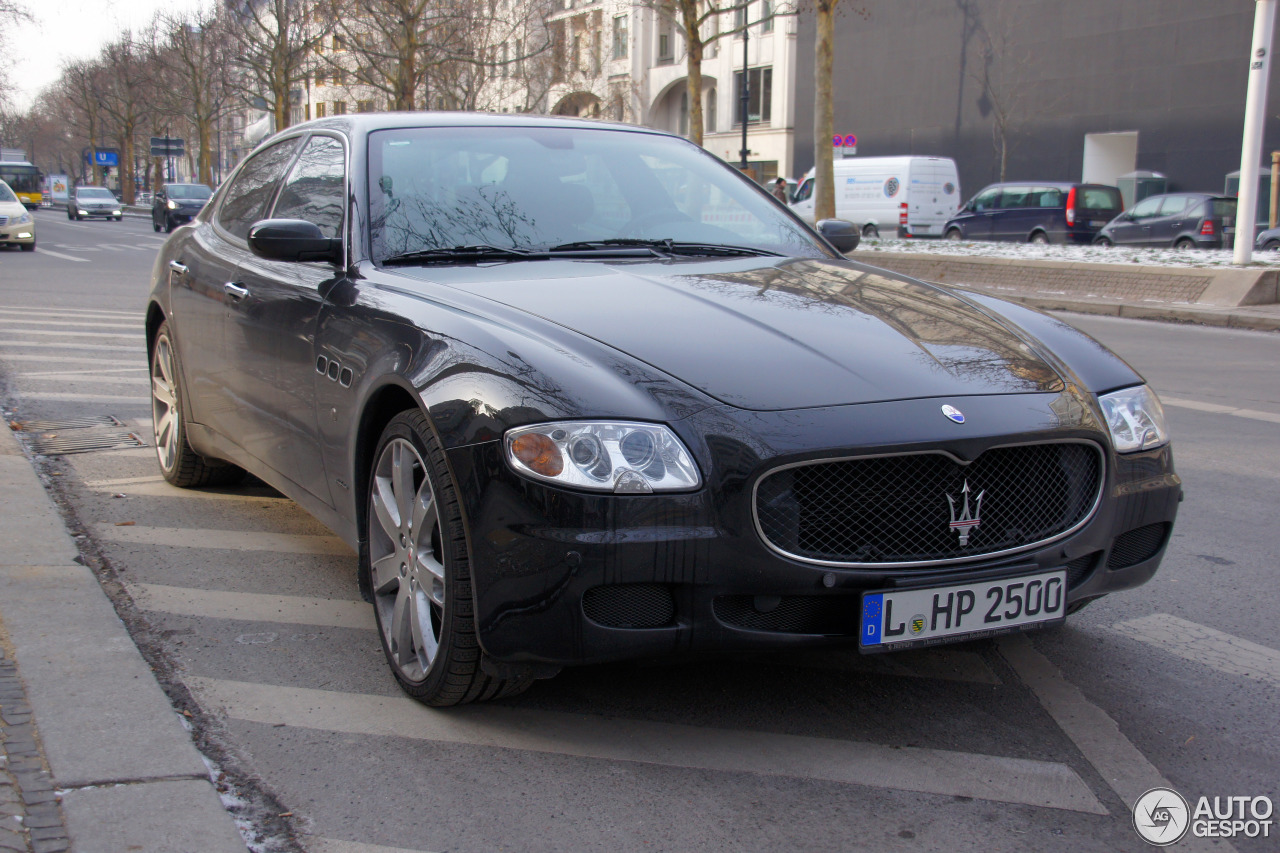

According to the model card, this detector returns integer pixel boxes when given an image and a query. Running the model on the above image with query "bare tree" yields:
[810,1,866,219]
[155,9,237,185]
[60,59,109,185]
[0,0,33,110]
[225,0,330,132]
[968,6,1045,182]
[811,0,839,220]
[96,33,156,204]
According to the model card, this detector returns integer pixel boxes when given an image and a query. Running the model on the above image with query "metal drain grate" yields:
[28,430,146,456]
[16,415,125,431]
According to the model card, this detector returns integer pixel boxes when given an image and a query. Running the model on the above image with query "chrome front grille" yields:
[0,216,8,226]
[754,442,1104,567]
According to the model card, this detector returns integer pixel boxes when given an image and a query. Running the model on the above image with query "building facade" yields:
[794,0,1280,204]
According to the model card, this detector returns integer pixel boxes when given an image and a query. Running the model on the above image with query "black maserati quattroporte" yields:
[146,113,1180,705]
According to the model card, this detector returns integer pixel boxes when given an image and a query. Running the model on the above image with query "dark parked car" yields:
[944,182,1123,244]
[1095,193,1236,249]
[146,113,1180,706]
[67,186,121,221]
[152,182,213,232]
[1255,224,1280,251]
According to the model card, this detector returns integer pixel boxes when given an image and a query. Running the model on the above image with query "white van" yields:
[790,156,961,238]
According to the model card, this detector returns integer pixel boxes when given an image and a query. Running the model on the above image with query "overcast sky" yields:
[9,0,213,111]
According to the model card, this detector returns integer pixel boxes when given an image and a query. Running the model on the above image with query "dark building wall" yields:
[794,0,1280,202]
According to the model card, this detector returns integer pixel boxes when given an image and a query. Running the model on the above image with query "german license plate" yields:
[859,570,1066,652]
[1089,219,1107,227]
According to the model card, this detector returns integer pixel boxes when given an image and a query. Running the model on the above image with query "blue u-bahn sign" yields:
[92,149,119,167]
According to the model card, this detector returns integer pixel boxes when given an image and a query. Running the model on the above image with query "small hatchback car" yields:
[68,186,121,221]
[147,114,1181,705]
[152,183,213,232]
[945,182,1123,244]
[1095,193,1236,249]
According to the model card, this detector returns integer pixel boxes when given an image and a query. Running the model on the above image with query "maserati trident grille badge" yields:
[942,404,965,424]
[947,480,984,546]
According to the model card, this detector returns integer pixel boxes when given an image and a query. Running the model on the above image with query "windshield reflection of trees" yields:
[685,261,1062,391]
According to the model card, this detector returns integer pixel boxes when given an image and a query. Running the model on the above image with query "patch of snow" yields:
[856,237,1280,269]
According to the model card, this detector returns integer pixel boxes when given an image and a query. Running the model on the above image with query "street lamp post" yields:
[1235,0,1278,264]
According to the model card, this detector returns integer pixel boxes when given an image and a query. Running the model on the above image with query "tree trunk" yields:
[813,0,839,221]
[682,2,704,145]
[121,129,135,205]
[198,118,214,185]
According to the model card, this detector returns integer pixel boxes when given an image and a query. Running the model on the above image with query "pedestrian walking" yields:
[772,177,789,204]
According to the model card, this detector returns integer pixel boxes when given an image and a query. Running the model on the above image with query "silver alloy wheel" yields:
[1030,232,1049,244]
[150,333,180,474]
[370,437,446,683]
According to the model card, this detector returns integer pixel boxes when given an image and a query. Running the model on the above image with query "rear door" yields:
[906,160,952,236]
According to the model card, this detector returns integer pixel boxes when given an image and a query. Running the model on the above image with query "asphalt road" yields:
[0,208,1275,852]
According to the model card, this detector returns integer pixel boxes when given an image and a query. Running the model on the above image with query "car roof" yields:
[976,181,1117,190]
[256,111,672,144]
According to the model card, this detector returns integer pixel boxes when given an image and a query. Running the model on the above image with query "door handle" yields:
[168,260,188,275]
[223,282,249,300]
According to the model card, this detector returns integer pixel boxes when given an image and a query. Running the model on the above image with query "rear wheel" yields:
[861,223,879,239]
[1174,237,1196,250]
[367,410,532,706]
[1029,231,1050,245]
[1264,240,1280,251]
[945,228,963,241]
[150,321,244,488]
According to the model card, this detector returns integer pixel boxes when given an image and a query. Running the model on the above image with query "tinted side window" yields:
[1034,188,1063,208]
[1130,196,1163,219]
[218,138,301,240]
[794,178,813,203]
[972,187,1000,212]
[996,186,1033,209]
[272,136,346,238]
[1157,196,1190,216]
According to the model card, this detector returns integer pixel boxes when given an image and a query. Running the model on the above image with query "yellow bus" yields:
[0,160,42,208]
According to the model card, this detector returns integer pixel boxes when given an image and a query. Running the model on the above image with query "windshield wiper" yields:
[549,239,781,258]
[380,245,544,266]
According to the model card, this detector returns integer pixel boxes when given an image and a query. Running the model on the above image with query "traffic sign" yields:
[832,134,857,154]
[149,136,185,157]
[92,149,119,166]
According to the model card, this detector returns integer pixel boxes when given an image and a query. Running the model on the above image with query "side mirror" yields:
[247,219,342,263]
[816,218,860,254]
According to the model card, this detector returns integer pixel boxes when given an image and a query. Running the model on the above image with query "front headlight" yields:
[78,209,88,215]
[16,212,31,224]
[505,421,701,493]
[112,209,121,215]
[167,199,178,209]
[1099,385,1170,453]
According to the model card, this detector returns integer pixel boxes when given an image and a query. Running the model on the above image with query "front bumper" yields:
[447,392,1181,667]
[0,222,34,244]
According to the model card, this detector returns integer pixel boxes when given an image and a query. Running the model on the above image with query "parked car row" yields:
[774,160,1258,251]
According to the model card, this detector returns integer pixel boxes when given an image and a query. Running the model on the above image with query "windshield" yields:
[77,187,115,199]
[0,182,15,203]
[168,184,212,200]
[368,125,823,263]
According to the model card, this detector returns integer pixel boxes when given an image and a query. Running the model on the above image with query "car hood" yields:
[388,257,1064,411]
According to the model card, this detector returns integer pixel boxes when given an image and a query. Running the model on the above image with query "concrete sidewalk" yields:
[0,424,246,852]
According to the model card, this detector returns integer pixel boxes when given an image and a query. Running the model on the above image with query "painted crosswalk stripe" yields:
[33,247,90,262]
[188,676,1106,814]
[1111,613,1280,689]
[136,584,372,630]
[1162,396,1280,425]
[18,372,149,385]
[303,839,432,853]
[0,342,144,353]
[0,328,139,339]
[0,307,142,319]
[0,318,142,329]
[0,354,146,365]
[23,392,145,403]
[89,479,286,502]
[93,523,354,556]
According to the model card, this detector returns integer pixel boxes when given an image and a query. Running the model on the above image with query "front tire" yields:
[1263,239,1280,251]
[164,215,174,233]
[861,224,879,239]
[1094,236,1113,247]
[150,321,244,487]
[366,410,532,706]
[945,228,963,241]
